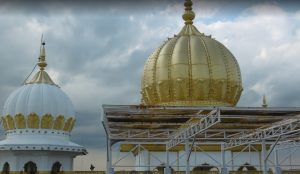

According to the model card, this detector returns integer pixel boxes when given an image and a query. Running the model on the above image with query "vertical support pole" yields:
[147,150,151,171]
[177,151,180,171]
[135,146,151,171]
[231,151,234,171]
[289,148,292,170]
[185,139,190,174]
[106,137,113,174]
[138,144,141,169]
[221,143,228,174]
[261,140,268,174]
[165,145,171,174]
[194,144,197,166]
[249,144,252,164]
[259,150,262,171]
[166,148,169,168]
[274,148,282,174]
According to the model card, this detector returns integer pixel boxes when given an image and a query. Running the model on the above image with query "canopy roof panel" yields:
[102,105,300,143]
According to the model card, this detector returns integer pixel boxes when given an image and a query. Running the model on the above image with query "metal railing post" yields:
[261,140,267,174]
[221,143,228,174]
[165,145,171,174]
[185,139,190,174]
[274,148,282,174]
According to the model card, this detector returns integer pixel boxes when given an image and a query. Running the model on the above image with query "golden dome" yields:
[141,0,243,106]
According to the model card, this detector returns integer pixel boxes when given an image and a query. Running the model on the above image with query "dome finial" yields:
[182,0,195,25]
[38,34,47,71]
[262,95,268,108]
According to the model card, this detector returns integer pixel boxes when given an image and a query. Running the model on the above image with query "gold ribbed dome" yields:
[141,0,243,106]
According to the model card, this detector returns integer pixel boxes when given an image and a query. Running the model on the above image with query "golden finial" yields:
[38,34,47,71]
[182,0,195,25]
[262,95,268,108]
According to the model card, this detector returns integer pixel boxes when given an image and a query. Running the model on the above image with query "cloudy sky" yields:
[1,0,300,171]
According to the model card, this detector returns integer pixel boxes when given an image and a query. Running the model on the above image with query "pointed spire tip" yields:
[38,34,47,71]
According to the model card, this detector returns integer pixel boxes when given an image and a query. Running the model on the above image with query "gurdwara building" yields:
[102,1,300,174]
[0,42,86,174]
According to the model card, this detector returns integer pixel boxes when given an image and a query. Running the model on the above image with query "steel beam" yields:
[185,139,190,174]
[167,109,221,149]
[103,121,114,174]
[109,129,253,141]
[274,147,282,174]
[221,143,228,174]
[261,140,267,174]
[224,117,300,149]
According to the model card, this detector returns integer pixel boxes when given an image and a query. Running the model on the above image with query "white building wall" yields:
[135,151,262,171]
[0,151,18,171]
[47,154,74,171]
[0,151,76,171]
[231,152,261,170]
[135,150,150,171]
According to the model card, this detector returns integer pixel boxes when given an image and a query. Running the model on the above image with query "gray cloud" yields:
[0,0,300,170]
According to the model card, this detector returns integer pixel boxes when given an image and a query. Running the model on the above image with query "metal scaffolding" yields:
[102,105,300,174]
[224,116,300,149]
[167,109,221,150]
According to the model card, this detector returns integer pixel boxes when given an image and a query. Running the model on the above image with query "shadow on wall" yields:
[24,161,37,174]
[192,163,219,173]
[2,162,10,174]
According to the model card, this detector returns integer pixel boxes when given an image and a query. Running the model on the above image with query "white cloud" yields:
[194,3,300,106]
[1,1,300,170]
[129,15,135,22]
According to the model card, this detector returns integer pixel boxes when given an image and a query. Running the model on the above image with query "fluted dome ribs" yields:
[141,0,243,106]
[142,30,242,106]
[141,24,243,106]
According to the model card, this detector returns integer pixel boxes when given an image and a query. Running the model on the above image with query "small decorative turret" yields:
[262,95,268,108]
[182,0,195,24]
[25,36,56,86]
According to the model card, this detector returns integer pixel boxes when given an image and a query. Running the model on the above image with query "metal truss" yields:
[224,116,300,149]
[109,128,253,141]
[102,105,300,174]
[277,139,300,150]
[166,109,221,150]
[110,129,173,140]
[103,105,300,142]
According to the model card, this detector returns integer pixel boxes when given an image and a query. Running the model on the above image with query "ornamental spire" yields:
[24,35,56,86]
[262,95,268,108]
[38,34,47,71]
[182,0,195,25]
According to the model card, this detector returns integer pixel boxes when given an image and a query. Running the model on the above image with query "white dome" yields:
[3,83,75,117]
[0,42,86,161]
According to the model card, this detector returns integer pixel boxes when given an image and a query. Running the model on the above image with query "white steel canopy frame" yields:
[167,109,221,149]
[102,105,300,174]
[224,116,300,150]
